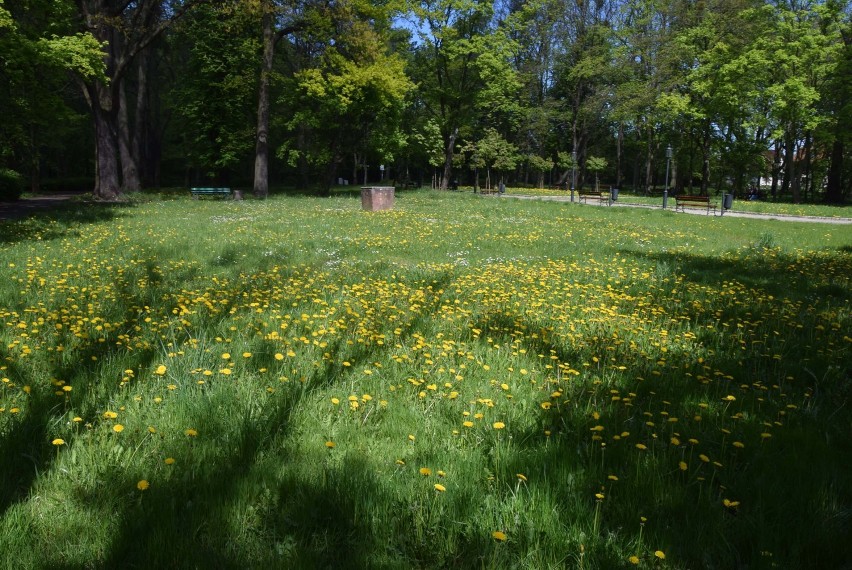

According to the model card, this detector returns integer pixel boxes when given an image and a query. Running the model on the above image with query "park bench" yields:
[190,187,232,199]
[674,194,717,215]
[577,189,610,205]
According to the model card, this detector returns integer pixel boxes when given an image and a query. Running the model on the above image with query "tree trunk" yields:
[644,133,654,195]
[700,122,712,195]
[253,4,275,199]
[616,123,623,190]
[825,138,844,203]
[84,78,121,201]
[440,128,458,191]
[118,77,141,192]
[134,48,151,187]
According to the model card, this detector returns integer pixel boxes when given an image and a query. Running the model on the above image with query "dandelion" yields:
[242,352,252,358]
[408,434,415,441]
[607,475,618,481]
[331,398,340,405]
[325,441,336,448]
[635,443,647,450]
[628,555,640,565]
[154,365,167,375]
[164,457,175,465]
[679,461,688,471]
[185,428,198,437]
[463,421,474,428]
[654,550,666,560]
[113,424,124,433]
[221,353,230,360]
[492,531,507,541]
[516,473,527,482]
[52,438,65,446]
[274,353,284,361]
[103,411,118,419]
[699,454,710,463]
[137,480,150,491]
[493,422,506,430]
[732,441,745,449]
[595,493,605,500]
[433,484,446,492]
[419,467,432,476]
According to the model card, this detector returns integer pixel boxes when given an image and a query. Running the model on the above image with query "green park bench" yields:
[189,187,232,199]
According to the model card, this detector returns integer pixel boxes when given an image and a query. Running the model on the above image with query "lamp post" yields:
[663,145,672,209]
[570,150,576,202]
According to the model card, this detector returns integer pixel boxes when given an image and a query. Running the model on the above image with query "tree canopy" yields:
[0,0,849,202]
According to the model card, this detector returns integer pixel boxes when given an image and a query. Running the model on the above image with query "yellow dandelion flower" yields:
[331,398,340,405]
[103,411,118,419]
[635,443,647,450]
[492,531,507,541]
[419,467,432,476]
[274,353,284,361]
[185,428,198,437]
[242,352,252,358]
[595,493,605,500]
[540,402,551,410]
[732,441,745,449]
[679,461,688,471]
[654,550,666,560]
[628,555,640,565]
[164,457,175,465]
[699,454,710,463]
[113,424,124,433]
[493,422,506,430]
[52,438,65,446]
[137,480,150,491]
[433,484,446,492]
[408,434,415,441]
[72,417,82,423]
[221,353,231,360]
[463,421,474,428]
[62,386,72,392]
[516,473,527,482]
[723,395,736,401]
[154,365,167,375]
[325,441,336,448]
[607,475,618,481]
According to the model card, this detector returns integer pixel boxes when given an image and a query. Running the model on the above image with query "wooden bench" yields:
[674,194,716,215]
[190,187,232,199]
[577,190,610,205]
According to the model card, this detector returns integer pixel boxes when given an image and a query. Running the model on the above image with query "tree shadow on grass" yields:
[0,200,134,245]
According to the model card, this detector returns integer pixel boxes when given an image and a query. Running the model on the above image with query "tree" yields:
[0,0,105,190]
[73,0,205,199]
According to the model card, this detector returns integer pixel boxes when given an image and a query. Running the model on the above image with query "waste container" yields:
[610,188,619,202]
[361,187,395,211]
[723,193,733,210]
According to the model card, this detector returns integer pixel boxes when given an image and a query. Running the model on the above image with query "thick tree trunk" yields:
[440,128,458,191]
[91,90,121,200]
[825,138,844,203]
[118,77,141,192]
[134,49,151,187]
[253,5,275,199]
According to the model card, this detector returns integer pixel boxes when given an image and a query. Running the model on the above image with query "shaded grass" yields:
[0,190,849,569]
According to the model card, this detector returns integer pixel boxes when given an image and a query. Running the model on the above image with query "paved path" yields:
[504,194,852,225]
[0,192,90,221]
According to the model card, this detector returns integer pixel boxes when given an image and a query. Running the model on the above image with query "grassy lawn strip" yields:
[0,191,849,568]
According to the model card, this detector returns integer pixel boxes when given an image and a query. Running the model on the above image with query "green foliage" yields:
[0,168,24,201]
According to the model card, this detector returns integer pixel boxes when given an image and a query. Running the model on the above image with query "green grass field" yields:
[0,190,850,568]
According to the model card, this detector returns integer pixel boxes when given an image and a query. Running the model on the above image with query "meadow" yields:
[0,191,850,569]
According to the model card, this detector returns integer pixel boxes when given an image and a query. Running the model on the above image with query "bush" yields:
[0,169,24,202]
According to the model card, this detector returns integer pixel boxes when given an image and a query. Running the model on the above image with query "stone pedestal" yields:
[361,186,395,211]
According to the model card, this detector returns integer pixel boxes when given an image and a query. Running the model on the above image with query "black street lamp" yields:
[663,145,672,209]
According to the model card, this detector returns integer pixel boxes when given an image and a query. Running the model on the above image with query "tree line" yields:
[1,0,849,202]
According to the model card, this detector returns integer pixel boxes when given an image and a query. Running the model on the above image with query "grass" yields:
[0,190,850,569]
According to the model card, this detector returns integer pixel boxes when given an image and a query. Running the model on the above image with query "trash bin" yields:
[499,182,506,194]
[723,193,733,210]
[610,188,619,202]
[361,186,395,211]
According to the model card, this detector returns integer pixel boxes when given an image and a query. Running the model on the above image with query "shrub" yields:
[0,169,25,202]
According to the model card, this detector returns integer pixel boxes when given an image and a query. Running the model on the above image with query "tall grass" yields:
[0,191,849,568]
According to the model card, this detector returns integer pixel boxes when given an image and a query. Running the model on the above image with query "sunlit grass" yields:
[0,190,850,568]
